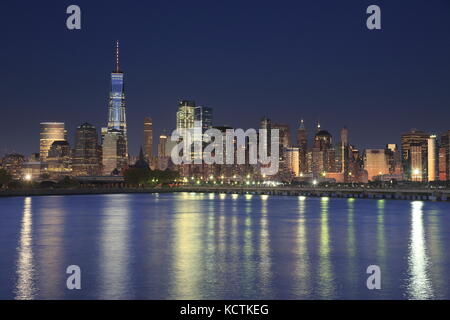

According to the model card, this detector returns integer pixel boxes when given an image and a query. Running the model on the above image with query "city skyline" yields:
[1,1,450,156]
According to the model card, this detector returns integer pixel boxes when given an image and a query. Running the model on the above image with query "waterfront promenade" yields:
[1,186,450,201]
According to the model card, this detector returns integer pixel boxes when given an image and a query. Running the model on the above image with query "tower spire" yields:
[115,40,120,72]
[299,118,305,130]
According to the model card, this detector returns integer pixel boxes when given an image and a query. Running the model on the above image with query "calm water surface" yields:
[0,193,449,300]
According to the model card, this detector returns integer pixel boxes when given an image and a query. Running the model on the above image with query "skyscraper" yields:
[40,122,67,162]
[296,119,308,174]
[102,129,127,175]
[102,41,128,174]
[107,41,127,147]
[428,135,437,182]
[401,130,429,181]
[46,141,72,178]
[72,123,101,176]
[176,100,196,132]
[364,149,389,181]
[312,127,335,177]
[440,130,450,180]
[143,117,153,163]
[285,147,300,177]
[194,106,213,132]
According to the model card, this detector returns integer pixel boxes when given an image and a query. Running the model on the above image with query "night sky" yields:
[1,0,450,156]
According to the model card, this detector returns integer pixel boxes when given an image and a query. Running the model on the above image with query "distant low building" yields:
[1,153,25,180]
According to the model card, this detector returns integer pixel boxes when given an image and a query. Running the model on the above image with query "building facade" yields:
[40,122,66,162]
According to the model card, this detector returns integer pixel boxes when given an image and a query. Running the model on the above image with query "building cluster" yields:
[1,41,450,185]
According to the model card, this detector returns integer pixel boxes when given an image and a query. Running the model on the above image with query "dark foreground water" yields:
[0,193,449,300]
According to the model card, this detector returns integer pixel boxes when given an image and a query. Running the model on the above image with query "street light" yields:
[24,174,32,182]
[312,179,318,186]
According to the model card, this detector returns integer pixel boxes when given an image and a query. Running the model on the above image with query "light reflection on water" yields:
[406,201,434,300]
[15,197,35,300]
[1,193,449,299]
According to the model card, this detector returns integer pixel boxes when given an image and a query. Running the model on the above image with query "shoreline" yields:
[1,186,450,202]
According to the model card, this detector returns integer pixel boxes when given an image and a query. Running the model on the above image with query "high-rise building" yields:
[385,144,403,176]
[102,41,128,174]
[440,130,450,180]
[364,149,389,181]
[335,127,350,177]
[410,144,424,182]
[176,100,196,132]
[40,122,66,162]
[102,129,127,175]
[47,141,72,178]
[428,135,437,182]
[194,106,213,132]
[439,147,447,181]
[312,128,335,177]
[260,117,272,157]
[401,130,429,181]
[143,117,153,163]
[296,119,308,174]
[107,41,128,154]
[158,134,168,158]
[285,147,300,177]
[72,123,101,176]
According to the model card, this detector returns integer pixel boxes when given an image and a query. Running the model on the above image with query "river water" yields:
[0,192,449,299]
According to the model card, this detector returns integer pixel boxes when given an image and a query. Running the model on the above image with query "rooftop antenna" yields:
[115,40,120,72]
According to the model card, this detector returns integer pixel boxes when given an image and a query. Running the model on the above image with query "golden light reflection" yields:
[99,195,131,299]
[318,196,334,298]
[294,196,310,294]
[15,197,36,300]
[345,198,357,289]
[258,194,271,295]
[37,196,65,298]
[407,201,434,299]
[171,196,204,299]
[376,200,386,264]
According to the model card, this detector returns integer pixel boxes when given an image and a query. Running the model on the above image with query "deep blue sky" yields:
[1,0,450,156]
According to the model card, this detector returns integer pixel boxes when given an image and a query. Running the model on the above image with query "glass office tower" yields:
[107,40,128,156]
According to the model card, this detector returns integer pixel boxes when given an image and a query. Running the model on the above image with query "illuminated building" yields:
[401,130,429,181]
[410,144,424,182]
[427,135,437,182]
[158,134,168,158]
[176,100,196,132]
[46,141,72,178]
[143,117,153,164]
[107,41,128,155]
[102,41,128,174]
[285,147,300,177]
[385,144,403,176]
[102,129,127,175]
[1,153,25,180]
[40,122,66,162]
[364,149,389,181]
[296,119,308,174]
[312,125,335,178]
[272,123,291,178]
[194,106,213,132]
[440,130,450,180]
[260,117,272,157]
[335,127,351,181]
[439,147,447,181]
[72,123,101,176]
[193,106,213,162]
